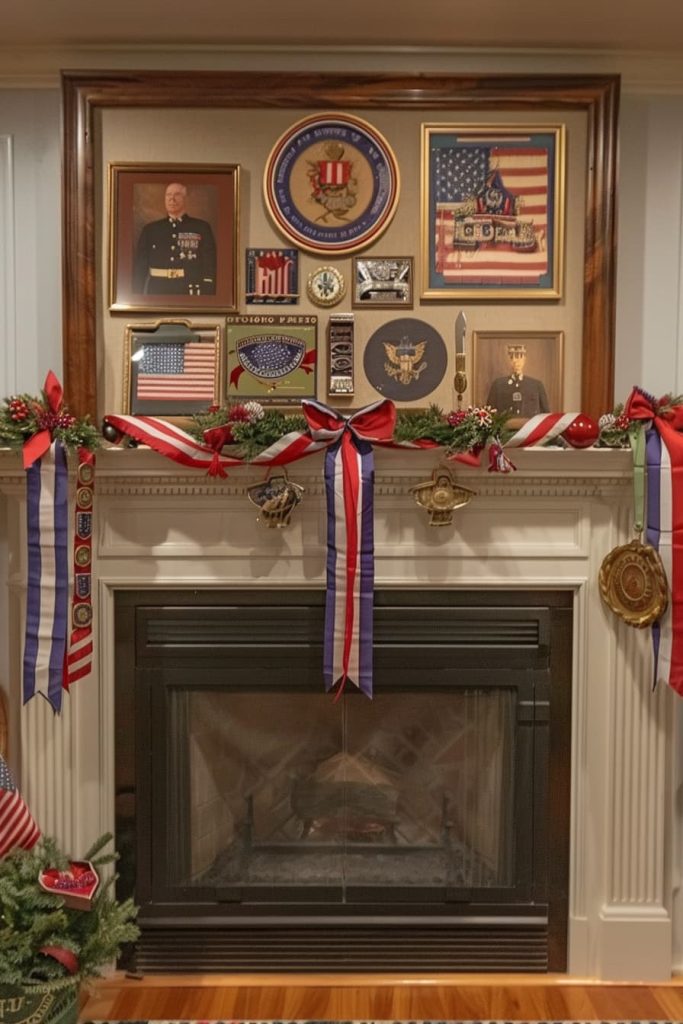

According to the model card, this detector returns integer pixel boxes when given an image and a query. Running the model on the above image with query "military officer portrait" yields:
[485,343,551,418]
[132,182,217,297]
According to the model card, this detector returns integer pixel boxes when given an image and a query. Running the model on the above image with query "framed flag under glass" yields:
[421,124,565,300]
[123,319,221,418]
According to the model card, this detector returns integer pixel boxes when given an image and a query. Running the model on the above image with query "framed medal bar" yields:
[327,313,355,397]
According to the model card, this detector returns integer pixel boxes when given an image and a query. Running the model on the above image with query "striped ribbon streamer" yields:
[626,387,683,695]
[503,412,579,448]
[23,441,69,712]
[303,399,396,699]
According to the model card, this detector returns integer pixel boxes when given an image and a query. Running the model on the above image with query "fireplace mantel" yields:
[0,444,675,979]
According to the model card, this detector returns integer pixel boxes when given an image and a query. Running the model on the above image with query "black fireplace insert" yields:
[115,588,571,972]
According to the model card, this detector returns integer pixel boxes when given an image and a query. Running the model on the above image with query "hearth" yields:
[115,588,571,972]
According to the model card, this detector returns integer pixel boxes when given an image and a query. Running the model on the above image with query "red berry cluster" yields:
[35,410,76,432]
[447,410,467,427]
[614,413,630,430]
[8,397,29,422]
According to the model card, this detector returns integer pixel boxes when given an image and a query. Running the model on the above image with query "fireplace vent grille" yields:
[134,923,549,973]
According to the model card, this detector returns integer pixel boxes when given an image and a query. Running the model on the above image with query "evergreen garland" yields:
[0,833,138,991]
[0,389,100,453]
[190,401,511,460]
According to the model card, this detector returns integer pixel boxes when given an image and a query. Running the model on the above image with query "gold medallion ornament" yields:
[599,539,668,628]
[247,470,304,529]
[409,464,476,526]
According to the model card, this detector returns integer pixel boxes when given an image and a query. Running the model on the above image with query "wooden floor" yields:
[79,972,683,1021]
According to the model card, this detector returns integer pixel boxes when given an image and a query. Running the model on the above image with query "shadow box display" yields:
[61,71,619,421]
[122,320,221,418]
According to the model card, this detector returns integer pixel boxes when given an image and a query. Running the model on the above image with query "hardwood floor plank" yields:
[79,974,683,1022]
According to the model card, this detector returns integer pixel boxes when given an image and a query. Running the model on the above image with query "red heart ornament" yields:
[561,413,600,449]
[38,860,99,910]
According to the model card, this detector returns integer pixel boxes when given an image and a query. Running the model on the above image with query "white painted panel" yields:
[0,134,16,398]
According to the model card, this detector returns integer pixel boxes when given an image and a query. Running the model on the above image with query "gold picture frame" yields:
[122,319,221,420]
[109,163,240,314]
[472,329,564,420]
[421,124,565,300]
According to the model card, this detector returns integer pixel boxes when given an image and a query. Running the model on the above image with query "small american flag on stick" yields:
[0,754,40,859]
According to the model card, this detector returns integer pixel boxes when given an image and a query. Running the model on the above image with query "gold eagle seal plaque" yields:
[598,539,668,628]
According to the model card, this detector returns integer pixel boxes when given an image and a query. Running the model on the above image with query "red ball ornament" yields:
[561,413,599,448]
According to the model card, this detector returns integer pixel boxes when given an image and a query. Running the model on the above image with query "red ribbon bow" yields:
[624,387,683,432]
[22,370,64,469]
[302,398,396,444]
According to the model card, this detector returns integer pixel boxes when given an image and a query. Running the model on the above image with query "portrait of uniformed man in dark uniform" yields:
[133,182,217,296]
[486,343,550,418]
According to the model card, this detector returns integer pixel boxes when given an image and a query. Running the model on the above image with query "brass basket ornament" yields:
[599,538,668,628]
[247,470,304,528]
[409,464,475,526]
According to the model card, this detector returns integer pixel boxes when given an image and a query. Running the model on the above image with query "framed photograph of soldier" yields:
[420,124,566,301]
[245,248,299,304]
[263,112,401,256]
[122,319,221,418]
[351,256,413,308]
[108,163,239,313]
[472,330,564,422]
[226,314,317,404]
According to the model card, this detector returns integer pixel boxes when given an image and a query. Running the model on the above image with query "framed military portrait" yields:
[109,163,239,313]
[472,329,564,421]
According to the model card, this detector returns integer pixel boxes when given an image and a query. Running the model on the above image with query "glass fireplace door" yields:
[155,684,519,904]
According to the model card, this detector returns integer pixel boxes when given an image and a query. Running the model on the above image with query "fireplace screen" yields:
[116,589,571,971]
[178,689,515,896]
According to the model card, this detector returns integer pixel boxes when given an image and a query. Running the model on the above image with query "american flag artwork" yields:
[0,754,40,859]
[246,249,298,304]
[429,130,558,289]
[134,339,216,402]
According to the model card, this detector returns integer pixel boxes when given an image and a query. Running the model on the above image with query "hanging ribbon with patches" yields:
[302,399,396,699]
[622,387,683,695]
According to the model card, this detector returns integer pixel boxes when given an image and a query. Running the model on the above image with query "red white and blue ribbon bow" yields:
[302,399,396,699]
[624,387,683,695]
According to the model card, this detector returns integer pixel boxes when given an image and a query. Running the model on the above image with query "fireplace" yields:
[2,445,674,979]
[115,588,571,972]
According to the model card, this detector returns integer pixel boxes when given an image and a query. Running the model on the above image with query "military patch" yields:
[76,512,93,539]
[77,462,95,485]
[73,603,93,628]
[74,545,91,568]
[75,574,91,599]
[363,318,447,402]
[77,487,93,509]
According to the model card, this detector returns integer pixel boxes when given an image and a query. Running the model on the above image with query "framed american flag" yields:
[421,124,565,300]
[123,319,221,418]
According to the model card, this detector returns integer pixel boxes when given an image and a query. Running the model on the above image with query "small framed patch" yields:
[245,248,298,304]
[226,314,317,403]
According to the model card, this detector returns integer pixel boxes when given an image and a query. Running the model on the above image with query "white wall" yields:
[1,59,683,975]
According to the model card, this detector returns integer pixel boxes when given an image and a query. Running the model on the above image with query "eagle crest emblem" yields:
[383,337,427,386]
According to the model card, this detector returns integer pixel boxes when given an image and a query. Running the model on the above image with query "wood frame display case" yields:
[61,71,619,421]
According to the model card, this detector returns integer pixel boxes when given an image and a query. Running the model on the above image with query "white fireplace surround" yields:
[0,444,677,980]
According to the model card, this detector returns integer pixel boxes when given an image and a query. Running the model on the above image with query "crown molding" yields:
[0,45,683,93]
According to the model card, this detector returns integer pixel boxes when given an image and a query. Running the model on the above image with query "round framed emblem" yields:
[263,112,400,256]
[363,318,448,402]
[306,266,346,307]
[599,539,669,628]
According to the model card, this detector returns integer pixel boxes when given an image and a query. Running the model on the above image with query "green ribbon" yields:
[629,424,646,536]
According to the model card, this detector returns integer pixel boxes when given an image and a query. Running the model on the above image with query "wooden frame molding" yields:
[61,70,619,421]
